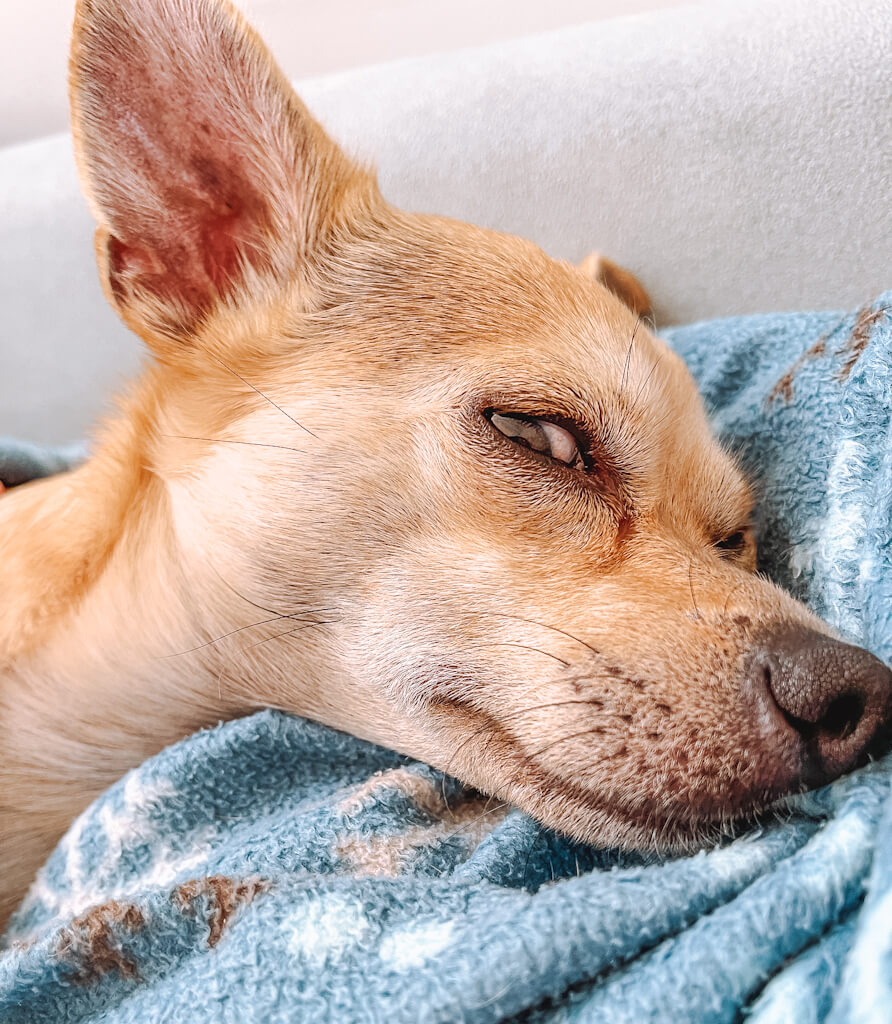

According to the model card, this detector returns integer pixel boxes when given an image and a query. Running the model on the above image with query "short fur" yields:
[0,0,838,928]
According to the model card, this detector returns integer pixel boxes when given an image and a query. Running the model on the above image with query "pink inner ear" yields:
[77,0,287,326]
[106,155,273,319]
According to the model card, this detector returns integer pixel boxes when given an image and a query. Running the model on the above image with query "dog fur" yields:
[0,0,852,929]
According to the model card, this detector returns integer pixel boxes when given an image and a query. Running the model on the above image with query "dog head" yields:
[70,0,892,851]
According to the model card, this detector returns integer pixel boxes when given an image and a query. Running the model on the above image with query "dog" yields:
[0,0,890,932]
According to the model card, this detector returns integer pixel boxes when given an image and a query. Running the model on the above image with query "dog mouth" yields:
[429,694,806,854]
[426,620,892,853]
[506,756,804,855]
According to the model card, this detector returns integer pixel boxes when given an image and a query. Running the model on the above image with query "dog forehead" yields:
[288,263,655,395]
[305,213,622,344]
[267,218,746,520]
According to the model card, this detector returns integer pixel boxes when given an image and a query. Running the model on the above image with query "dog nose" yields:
[749,627,892,783]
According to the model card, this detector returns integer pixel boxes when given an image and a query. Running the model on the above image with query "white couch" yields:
[1,0,889,443]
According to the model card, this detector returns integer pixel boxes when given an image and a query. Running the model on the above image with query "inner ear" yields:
[97,162,274,327]
[70,0,367,342]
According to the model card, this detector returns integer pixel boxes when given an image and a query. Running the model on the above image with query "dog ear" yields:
[70,0,370,345]
[578,253,653,320]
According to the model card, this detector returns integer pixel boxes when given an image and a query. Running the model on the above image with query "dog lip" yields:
[430,693,806,850]
[524,760,799,852]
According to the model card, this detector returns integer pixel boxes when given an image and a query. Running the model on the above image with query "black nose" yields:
[749,627,892,783]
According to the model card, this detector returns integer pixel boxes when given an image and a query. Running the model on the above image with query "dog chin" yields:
[515,778,801,857]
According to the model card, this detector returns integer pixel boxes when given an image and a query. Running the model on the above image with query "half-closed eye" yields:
[487,411,586,472]
[714,526,756,569]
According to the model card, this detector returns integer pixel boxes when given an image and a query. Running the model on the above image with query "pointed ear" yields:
[70,0,371,344]
[578,252,653,320]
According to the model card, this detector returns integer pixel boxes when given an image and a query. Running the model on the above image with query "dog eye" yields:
[715,529,749,556]
[487,411,586,471]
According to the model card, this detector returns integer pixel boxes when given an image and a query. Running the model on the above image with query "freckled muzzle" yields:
[744,627,892,787]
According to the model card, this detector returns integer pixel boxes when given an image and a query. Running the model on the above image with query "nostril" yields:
[818,693,864,741]
[779,692,864,744]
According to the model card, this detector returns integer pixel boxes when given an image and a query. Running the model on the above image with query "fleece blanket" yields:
[1,293,891,1023]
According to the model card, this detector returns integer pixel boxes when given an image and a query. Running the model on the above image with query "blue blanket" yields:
[1,293,890,1023]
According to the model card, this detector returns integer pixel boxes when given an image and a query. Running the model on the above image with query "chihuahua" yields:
[1,0,890,931]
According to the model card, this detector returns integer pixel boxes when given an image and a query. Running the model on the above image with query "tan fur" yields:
[0,0,836,929]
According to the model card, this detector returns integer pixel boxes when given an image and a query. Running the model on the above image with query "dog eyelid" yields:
[486,410,587,472]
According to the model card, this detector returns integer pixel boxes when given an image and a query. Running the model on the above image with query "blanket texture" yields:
[1,293,891,1023]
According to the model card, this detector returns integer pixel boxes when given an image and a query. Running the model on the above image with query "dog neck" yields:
[0,407,424,926]
[0,418,284,917]
[0,430,209,909]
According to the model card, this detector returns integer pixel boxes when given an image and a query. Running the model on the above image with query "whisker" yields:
[688,556,702,620]
[163,434,309,456]
[634,355,662,404]
[167,564,338,659]
[442,698,605,782]
[442,720,501,796]
[468,977,520,1012]
[521,822,544,890]
[208,564,315,619]
[722,578,748,620]
[621,315,643,391]
[470,641,571,668]
[435,800,512,874]
[243,619,340,651]
[162,613,291,659]
[210,354,318,438]
[522,727,605,764]
[441,797,508,841]
[476,611,601,658]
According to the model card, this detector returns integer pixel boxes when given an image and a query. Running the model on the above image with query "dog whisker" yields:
[521,822,545,890]
[440,797,509,843]
[163,599,339,659]
[634,354,662,404]
[469,641,571,668]
[242,619,340,651]
[208,564,323,620]
[209,354,318,439]
[521,727,608,764]
[687,556,702,621]
[621,314,643,392]
[162,613,292,659]
[162,434,310,456]
[475,611,601,658]
[721,578,748,620]
[441,698,605,787]
[433,799,512,877]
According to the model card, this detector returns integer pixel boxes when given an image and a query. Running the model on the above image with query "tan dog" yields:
[1,0,890,931]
